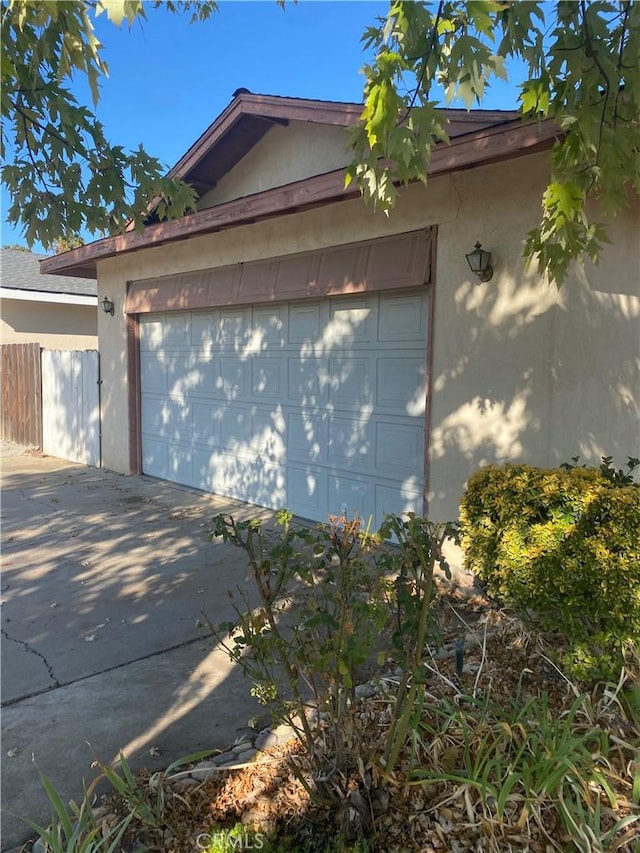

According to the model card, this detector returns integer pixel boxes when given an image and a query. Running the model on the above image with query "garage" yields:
[130,230,433,527]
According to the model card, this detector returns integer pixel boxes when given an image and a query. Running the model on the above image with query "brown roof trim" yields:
[41,117,558,279]
[170,93,521,189]
[170,93,366,181]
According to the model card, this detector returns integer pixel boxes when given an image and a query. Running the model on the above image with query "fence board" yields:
[42,350,100,466]
[0,343,42,447]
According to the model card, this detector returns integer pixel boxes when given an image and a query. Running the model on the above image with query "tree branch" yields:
[397,1,445,128]
[612,2,630,128]
[19,111,55,196]
[580,0,611,187]
[12,97,90,163]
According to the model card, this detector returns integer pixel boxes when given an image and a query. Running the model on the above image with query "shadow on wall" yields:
[428,237,640,519]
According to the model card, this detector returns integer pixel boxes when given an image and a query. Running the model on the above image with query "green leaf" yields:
[349,0,640,285]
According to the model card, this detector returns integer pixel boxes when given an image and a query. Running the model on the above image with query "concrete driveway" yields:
[0,445,269,851]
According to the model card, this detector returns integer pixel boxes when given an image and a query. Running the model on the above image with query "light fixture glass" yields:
[100,296,115,315]
[465,241,493,282]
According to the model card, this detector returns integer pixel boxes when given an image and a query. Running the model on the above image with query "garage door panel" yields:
[251,357,284,399]
[142,436,168,480]
[327,357,373,410]
[192,403,221,447]
[375,421,424,477]
[329,297,376,345]
[218,358,250,399]
[141,395,168,436]
[377,357,427,414]
[142,395,189,442]
[288,302,324,344]
[207,451,286,509]
[287,465,326,515]
[159,313,190,347]
[141,353,168,392]
[328,474,373,521]
[219,307,251,352]
[375,480,423,521]
[140,313,191,350]
[141,287,428,526]
[378,291,428,342]
[140,317,166,351]
[238,458,285,508]
[216,406,250,450]
[288,358,325,402]
[252,306,287,347]
[327,415,373,471]
[251,409,286,459]
[167,355,215,397]
[167,442,192,484]
[190,311,219,350]
[287,411,326,464]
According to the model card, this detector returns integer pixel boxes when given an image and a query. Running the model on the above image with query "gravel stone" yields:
[235,748,258,763]
[211,750,238,767]
[355,683,378,699]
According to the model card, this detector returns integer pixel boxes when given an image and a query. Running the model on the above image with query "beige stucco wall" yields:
[97,150,640,523]
[0,299,98,350]
[198,121,352,208]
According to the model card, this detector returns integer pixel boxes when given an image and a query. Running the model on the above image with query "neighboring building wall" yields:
[198,122,352,208]
[97,151,640,522]
[0,299,97,350]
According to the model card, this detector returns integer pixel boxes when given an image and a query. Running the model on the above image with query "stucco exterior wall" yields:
[0,300,98,350]
[97,150,639,523]
[198,122,352,208]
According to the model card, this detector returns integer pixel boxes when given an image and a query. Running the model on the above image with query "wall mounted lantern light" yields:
[465,241,494,283]
[100,296,115,316]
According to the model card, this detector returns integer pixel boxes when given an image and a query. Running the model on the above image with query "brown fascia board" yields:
[170,93,521,183]
[40,117,558,279]
[141,94,521,228]
[169,93,365,181]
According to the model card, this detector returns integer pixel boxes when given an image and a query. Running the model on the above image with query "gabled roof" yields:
[2,247,97,295]
[41,92,558,279]
[170,92,521,197]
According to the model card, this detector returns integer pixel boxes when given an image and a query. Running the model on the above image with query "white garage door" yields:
[140,288,428,527]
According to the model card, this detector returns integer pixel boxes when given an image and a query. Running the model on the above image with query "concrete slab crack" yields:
[0,633,209,707]
[1,629,59,689]
[18,487,60,514]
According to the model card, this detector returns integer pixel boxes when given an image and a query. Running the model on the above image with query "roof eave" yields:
[0,287,98,306]
[40,117,559,280]
[170,93,365,182]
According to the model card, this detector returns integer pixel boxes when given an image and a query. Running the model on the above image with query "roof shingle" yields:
[1,247,97,296]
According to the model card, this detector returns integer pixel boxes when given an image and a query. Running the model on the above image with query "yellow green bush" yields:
[459,462,640,681]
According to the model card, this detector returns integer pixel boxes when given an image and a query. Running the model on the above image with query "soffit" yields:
[173,93,521,197]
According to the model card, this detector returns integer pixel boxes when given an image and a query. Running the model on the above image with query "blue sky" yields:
[1,1,525,251]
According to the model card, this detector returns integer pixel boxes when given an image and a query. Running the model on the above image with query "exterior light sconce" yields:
[465,241,494,283]
[100,296,115,316]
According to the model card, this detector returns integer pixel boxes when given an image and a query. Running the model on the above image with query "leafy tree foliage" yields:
[347,1,640,284]
[1,0,217,248]
[1,1,638,285]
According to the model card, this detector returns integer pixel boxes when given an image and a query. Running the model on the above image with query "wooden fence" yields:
[0,343,43,448]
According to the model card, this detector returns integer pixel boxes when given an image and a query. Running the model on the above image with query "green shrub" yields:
[459,461,640,681]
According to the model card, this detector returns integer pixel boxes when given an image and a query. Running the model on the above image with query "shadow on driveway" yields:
[1,447,268,851]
